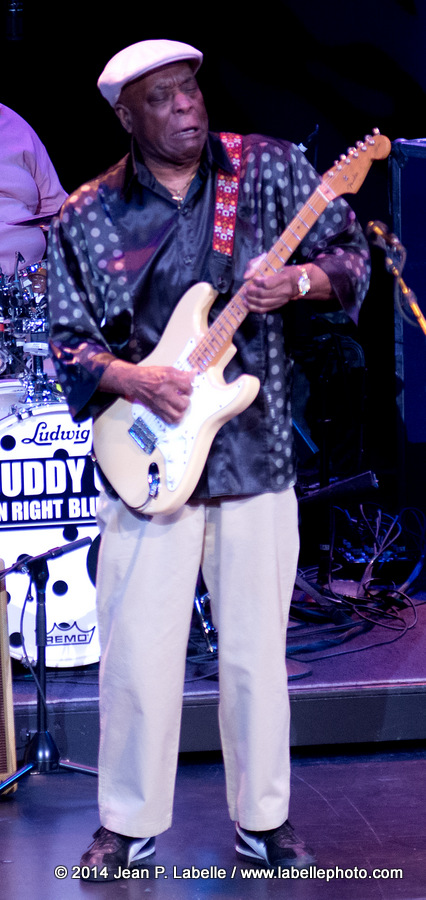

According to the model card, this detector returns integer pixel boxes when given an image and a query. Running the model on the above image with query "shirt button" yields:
[183,255,193,265]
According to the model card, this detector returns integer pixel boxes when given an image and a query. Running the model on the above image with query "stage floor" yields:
[2,574,426,899]
[8,578,426,767]
[1,746,425,899]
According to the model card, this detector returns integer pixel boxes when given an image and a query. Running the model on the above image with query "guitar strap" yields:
[213,133,243,258]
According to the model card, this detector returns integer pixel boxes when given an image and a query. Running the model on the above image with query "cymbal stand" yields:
[0,537,98,795]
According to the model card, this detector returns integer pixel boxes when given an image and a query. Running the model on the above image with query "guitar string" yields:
[188,186,330,371]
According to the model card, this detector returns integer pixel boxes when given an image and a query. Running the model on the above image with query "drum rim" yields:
[0,398,68,424]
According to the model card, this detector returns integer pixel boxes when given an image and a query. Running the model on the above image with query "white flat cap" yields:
[97,39,203,107]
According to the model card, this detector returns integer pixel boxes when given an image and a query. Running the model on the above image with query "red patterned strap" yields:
[212,133,243,257]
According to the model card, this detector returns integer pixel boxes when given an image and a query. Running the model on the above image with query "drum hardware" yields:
[11,404,33,420]
[194,579,217,655]
[0,537,98,795]
[0,332,27,381]
[0,346,10,377]
[18,367,63,408]
[1,368,64,416]
[0,252,49,380]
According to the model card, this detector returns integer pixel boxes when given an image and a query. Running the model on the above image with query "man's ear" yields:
[115,104,133,134]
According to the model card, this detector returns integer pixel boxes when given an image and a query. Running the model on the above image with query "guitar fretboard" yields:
[187,179,336,373]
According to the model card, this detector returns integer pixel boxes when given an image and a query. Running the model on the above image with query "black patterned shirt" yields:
[47,132,370,499]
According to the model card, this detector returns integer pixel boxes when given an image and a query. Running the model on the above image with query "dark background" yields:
[2,0,426,513]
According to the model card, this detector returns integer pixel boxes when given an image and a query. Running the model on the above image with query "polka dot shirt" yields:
[47,133,370,500]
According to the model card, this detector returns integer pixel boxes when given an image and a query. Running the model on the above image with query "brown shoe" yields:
[236,820,315,870]
[80,826,155,880]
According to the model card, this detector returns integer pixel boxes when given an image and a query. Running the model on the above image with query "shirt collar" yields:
[123,131,236,196]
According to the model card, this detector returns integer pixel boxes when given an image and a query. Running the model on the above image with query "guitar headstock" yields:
[323,129,391,197]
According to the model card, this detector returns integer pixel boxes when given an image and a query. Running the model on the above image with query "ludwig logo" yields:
[22,420,91,447]
[46,621,96,646]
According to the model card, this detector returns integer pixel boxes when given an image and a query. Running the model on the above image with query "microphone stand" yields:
[0,537,98,795]
[367,220,426,336]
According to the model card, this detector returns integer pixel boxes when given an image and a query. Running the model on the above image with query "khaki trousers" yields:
[95,488,299,838]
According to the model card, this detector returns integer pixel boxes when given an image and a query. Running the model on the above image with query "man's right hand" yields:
[99,358,194,424]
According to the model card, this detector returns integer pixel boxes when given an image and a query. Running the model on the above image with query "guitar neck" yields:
[188,178,335,373]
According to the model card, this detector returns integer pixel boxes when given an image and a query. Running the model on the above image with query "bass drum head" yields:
[3,525,100,668]
[0,401,101,667]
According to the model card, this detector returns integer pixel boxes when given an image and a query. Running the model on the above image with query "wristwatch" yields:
[297,266,311,297]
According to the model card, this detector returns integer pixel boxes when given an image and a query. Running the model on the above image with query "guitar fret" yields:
[264,259,279,273]
[207,331,227,350]
[220,308,243,330]
[275,239,291,262]
[267,248,285,269]
[188,296,248,372]
[317,184,336,204]
[287,225,301,240]
[199,334,225,360]
[190,350,210,371]
[295,212,310,229]
[308,197,326,214]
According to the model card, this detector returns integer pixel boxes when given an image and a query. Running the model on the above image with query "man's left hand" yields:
[243,256,299,313]
[243,257,333,313]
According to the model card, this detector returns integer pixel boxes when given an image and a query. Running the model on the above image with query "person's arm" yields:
[99,357,193,424]
[244,260,333,313]
[29,131,68,214]
[48,205,192,424]
[242,140,371,323]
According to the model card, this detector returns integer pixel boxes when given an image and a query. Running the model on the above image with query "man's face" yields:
[116,61,209,168]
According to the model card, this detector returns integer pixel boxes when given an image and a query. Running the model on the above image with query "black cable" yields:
[18,577,49,719]
[290,498,423,660]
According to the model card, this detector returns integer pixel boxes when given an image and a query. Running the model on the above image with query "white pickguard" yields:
[131,343,244,492]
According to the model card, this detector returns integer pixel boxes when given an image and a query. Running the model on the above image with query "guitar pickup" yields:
[129,417,157,454]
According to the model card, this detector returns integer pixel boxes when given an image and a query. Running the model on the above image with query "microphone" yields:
[366,220,404,253]
[14,537,93,574]
[44,536,93,559]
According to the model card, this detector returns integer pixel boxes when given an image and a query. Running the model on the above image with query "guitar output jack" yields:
[147,462,160,499]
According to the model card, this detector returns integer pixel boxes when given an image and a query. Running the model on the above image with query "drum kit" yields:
[0,239,101,670]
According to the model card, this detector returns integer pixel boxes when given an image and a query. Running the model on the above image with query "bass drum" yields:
[0,397,101,667]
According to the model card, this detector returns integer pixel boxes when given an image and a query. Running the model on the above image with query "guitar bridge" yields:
[129,416,157,454]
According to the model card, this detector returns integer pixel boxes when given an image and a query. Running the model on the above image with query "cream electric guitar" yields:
[93,130,391,516]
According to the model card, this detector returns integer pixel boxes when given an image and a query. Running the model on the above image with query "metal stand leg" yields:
[0,538,98,795]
